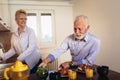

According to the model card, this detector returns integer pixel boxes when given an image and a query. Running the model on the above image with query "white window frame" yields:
[26,9,56,48]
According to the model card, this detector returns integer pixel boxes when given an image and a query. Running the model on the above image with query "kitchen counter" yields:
[28,68,120,80]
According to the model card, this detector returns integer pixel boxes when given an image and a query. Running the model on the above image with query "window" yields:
[27,13,37,36]
[26,10,55,48]
[41,13,52,43]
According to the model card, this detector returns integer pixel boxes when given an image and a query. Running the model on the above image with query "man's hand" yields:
[60,62,70,69]
[39,57,51,67]
[39,61,47,67]
[60,61,77,69]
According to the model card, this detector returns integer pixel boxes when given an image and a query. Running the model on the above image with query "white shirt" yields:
[2,26,41,69]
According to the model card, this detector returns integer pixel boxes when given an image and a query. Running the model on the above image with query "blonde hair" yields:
[15,9,27,19]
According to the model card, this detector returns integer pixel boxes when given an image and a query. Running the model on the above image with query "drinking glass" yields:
[85,68,93,78]
[68,70,77,80]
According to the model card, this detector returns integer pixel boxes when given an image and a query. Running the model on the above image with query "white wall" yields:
[0,0,10,26]
[73,0,120,72]
[8,0,73,66]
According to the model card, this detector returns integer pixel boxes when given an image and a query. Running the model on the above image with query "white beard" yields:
[74,33,86,40]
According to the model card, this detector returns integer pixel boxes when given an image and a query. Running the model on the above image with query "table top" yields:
[28,68,120,80]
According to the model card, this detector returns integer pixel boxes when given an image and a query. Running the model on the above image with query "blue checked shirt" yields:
[48,32,100,66]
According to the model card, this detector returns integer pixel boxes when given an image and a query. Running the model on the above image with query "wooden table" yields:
[28,69,120,80]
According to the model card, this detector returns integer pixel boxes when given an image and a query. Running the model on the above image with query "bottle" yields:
[36,66,48,80]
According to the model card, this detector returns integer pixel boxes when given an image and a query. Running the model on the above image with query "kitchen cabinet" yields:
[0,17,17,63]
[0,0,10,26]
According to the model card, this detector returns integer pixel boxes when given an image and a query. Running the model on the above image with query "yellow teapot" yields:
[4,60,30,80]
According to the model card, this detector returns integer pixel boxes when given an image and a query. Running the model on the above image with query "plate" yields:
[61,75,68,77]
[76,69,85,74]
[76,68,96,75]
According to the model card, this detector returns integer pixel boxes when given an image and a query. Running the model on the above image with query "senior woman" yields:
[0,9,42,74]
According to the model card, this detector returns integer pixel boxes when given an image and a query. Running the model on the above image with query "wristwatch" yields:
[69,61,74,68]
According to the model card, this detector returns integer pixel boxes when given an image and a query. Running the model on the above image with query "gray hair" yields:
[74,15,89,26]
